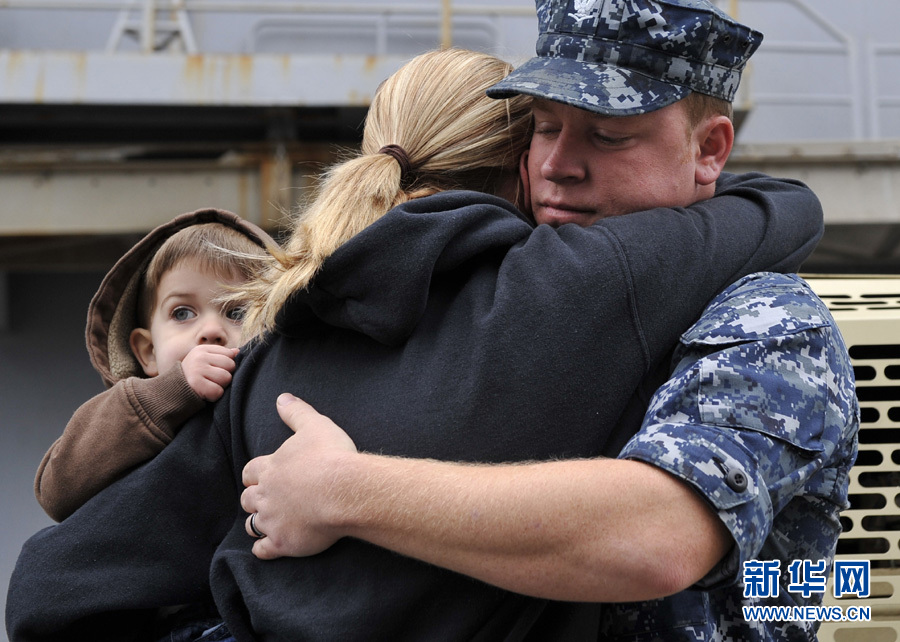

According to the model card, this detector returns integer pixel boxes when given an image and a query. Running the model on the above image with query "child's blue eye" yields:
[172,307,196,322]
[225,306,245,323]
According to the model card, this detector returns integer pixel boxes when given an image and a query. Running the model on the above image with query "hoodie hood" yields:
[86,208,275,388]
[277,191,533,346]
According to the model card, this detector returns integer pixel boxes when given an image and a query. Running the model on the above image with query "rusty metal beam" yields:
[0,142,340,235]
[0,50,410,106]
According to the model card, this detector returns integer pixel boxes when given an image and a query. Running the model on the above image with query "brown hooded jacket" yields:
[35,209,274,521]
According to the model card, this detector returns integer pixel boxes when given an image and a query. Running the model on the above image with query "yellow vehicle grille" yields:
[806,276,900,642]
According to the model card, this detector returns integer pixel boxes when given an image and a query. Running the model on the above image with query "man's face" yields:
[524,98,708,227]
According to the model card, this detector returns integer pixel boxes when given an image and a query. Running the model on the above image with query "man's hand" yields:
[238,394,730,600]
[181,345,238,401]
[241,393,358,560]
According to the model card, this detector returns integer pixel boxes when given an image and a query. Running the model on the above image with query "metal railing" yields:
[0,0,535,54]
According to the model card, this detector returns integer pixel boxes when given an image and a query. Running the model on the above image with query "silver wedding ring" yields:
[249,512,267,539]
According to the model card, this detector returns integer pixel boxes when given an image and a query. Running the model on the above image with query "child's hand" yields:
[181,345,239,401]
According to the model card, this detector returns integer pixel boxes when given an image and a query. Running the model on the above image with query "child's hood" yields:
[86,208,276,388]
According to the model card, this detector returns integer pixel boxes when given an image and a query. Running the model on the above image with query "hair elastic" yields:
[378,144,412,181]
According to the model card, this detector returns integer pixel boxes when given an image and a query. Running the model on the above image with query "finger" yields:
[252,536,282,561]
[186,344,237,361]
[181,358,233,389]
[194,381,225,402]
[203,367,234,387]
[247,511,268,539]
[242,457,262,488]
[202,344,240,356]
[186,365,233,401]
[194,353,237,372]
[276,393,314,433]
[239,485,256,512]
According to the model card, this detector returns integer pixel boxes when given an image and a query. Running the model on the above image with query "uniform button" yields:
[726,469,748,492]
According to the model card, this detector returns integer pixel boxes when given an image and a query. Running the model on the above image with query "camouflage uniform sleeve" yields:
[618,272,859,588]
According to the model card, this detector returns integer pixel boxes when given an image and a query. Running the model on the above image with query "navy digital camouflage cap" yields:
[487,0,763,116]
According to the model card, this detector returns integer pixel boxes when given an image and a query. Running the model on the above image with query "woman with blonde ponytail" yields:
[10,45,826,642]
[239,48,532,339]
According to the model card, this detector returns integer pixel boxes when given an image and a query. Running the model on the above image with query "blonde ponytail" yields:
[239,49,532,339]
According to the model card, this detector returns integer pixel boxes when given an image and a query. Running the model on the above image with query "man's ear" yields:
[694,115,734,187]
[129,327,159,377]
[518,150,532,217]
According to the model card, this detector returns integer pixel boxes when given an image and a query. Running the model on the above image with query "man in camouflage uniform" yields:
[243,1,860,639]
[484,1,861,638]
